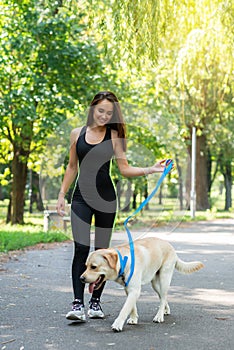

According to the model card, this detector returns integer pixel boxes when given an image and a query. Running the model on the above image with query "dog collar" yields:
[117,250,128,282]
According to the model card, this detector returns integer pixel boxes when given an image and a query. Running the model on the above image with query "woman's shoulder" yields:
[70,126,85,144]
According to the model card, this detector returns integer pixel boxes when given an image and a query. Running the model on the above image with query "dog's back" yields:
[118,236,204,281]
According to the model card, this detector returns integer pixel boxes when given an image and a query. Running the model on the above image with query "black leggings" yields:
[71,200,116,302]
[72,242,107,302]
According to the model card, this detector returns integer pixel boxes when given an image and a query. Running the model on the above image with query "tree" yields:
[134,0,234,210]
[174,3,234,210]
[212,108,234,210]
[0,0,104,223]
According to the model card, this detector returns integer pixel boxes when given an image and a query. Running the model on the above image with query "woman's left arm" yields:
[112,133,165,178]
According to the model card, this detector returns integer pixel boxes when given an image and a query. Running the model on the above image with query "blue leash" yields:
[118,159,174,287]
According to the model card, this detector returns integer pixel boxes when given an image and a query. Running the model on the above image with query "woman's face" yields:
[92,99,114,127]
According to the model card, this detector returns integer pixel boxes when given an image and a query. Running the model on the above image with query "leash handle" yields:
[123,159,174,287]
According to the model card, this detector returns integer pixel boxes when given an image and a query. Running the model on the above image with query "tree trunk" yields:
[143,178,149,210]
[186,133,210,210]
[115,179,122,211]
[207,148,212,196]
[30,171,44,212]
[222,161,232,210]
[122,180,132,212]
[6,195,12,223]
[158,186,163,205]
[132,187,138,210]
[0,186,3,200]
[175,155,183,210]
[29,169,33,213]
[196,135,210,209]
[11,146,29,224]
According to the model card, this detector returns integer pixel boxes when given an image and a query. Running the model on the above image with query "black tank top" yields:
[72,126,116,210]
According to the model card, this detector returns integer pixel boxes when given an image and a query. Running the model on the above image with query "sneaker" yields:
[66,299,86,322]
[88,298,105,319]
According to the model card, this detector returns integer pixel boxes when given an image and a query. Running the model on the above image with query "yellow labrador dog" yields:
[80,237,204,332]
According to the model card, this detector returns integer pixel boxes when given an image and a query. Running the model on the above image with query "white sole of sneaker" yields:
[87,311,105,319]
[66,313,86,322]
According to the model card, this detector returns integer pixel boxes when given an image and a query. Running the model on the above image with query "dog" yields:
[80,237,204,332]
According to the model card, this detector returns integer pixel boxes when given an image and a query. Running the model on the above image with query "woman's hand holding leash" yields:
[148,159,174,175]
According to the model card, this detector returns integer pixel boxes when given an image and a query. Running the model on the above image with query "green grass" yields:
[0,224,70,253]
[0,200,71,253]
[0,197,233,253]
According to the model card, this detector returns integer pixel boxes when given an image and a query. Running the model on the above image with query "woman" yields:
[57,91,166,321]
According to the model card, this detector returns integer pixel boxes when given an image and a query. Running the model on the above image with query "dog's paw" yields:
[164,304,170,315]
[127,317,138,325]
[111,319,124,332]
[153,313,164,323]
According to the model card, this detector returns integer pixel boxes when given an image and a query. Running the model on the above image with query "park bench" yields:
[44,204,71,232]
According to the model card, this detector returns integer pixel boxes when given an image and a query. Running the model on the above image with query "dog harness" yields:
[117,250,128,282]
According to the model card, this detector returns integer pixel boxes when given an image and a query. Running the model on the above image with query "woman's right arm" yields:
[56,128,81,216]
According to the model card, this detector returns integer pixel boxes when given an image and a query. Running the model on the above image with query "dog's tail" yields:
[175,257,204,274]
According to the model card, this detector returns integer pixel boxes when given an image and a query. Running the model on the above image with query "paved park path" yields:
[0,219,233,350]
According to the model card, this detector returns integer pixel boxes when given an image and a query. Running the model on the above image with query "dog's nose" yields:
[80,275,86,283]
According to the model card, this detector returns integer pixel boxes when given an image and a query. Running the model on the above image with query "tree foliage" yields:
[0,0,104,223]
[0,0,233,225]
[123,0,234,210]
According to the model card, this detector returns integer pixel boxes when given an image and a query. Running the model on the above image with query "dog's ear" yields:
[103,252,118,270]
